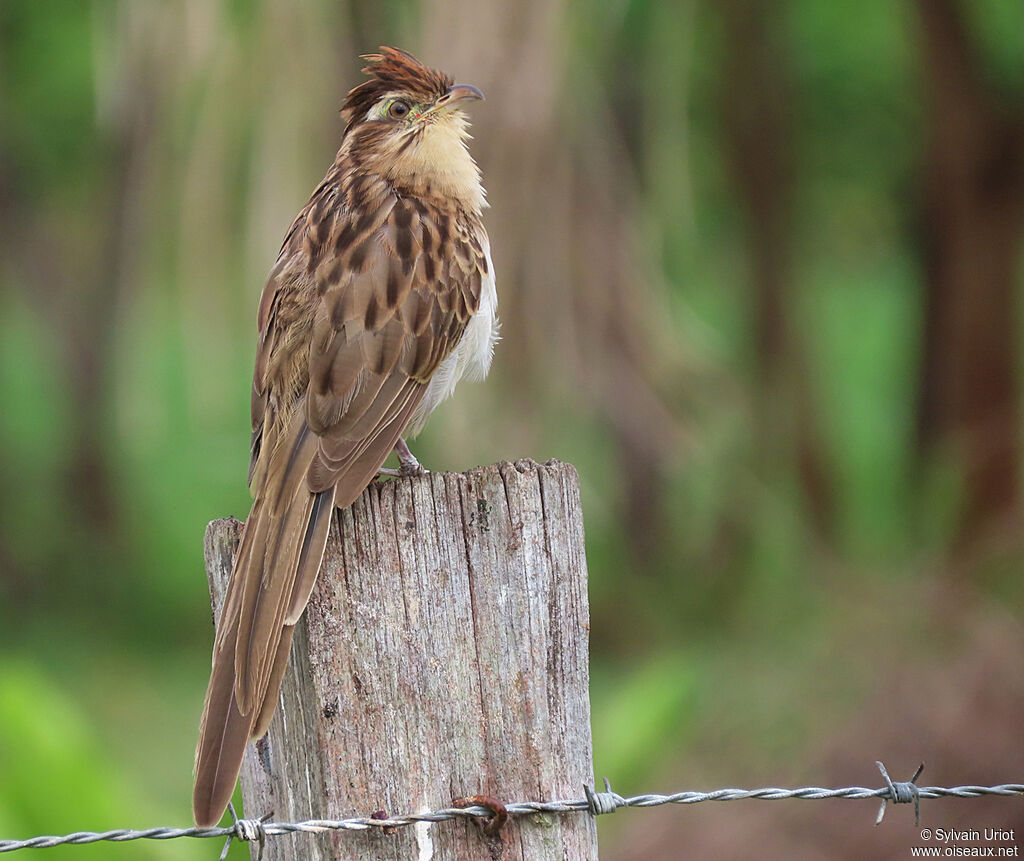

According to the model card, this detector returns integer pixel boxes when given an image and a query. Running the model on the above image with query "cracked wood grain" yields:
[203,459,597,860]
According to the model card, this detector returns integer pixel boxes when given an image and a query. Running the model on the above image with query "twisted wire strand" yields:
[2,775,1022,854]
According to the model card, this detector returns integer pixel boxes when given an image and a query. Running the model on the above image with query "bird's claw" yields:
[398,461,428,478]
[375,464,428,480]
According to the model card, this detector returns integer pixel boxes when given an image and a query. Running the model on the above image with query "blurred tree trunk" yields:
[719,0,836,538]
[0,19,133,540]
[64,113,145,536]
[64,3,175,536]
[914,0,1024,548]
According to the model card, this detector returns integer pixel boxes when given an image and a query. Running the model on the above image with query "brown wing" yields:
[193,185,486,827]
[305,197,486,500]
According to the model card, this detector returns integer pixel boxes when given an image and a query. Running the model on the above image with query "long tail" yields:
[193,393,422,826]
[192,421,336,827]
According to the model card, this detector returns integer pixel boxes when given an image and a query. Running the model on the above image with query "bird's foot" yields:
[395,437,428,477]
[376,439,428,480]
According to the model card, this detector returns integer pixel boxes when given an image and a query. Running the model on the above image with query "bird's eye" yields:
[388,100,411,119]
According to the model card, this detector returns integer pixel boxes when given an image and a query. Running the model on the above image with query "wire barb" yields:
[220,803,270,861]
[585,777,624,815]
[875,761,925,826]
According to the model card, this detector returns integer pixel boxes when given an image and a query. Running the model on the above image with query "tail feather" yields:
[285,486,337,624]
[251,626,296,740]
[192,607,253,827]
[193,418,336,828]
[237,489,314,711]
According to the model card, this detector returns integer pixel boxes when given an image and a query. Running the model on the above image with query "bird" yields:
[192,46,497,828]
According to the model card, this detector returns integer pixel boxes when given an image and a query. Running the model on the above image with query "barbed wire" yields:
[1,763,1021,856]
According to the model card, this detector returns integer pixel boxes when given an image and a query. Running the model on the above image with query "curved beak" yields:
[435,83,484,110]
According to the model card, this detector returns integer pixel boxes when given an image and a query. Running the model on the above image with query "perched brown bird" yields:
[192,47,497,828]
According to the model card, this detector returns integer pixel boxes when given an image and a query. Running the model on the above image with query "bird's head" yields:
[340,47,485,210]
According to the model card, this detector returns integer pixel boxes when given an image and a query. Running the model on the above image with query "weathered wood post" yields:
[203,459,597,860]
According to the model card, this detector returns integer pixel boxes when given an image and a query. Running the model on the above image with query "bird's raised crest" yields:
[342,46,453,130]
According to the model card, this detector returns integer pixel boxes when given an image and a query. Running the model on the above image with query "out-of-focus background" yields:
[2,1,1023,858]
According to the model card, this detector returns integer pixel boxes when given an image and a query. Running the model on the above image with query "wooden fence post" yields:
[203,459,598,860]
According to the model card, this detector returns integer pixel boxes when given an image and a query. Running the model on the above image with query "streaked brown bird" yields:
[192,47,497,828]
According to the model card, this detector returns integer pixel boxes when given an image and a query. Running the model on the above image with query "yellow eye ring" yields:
[388,100,411,119]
